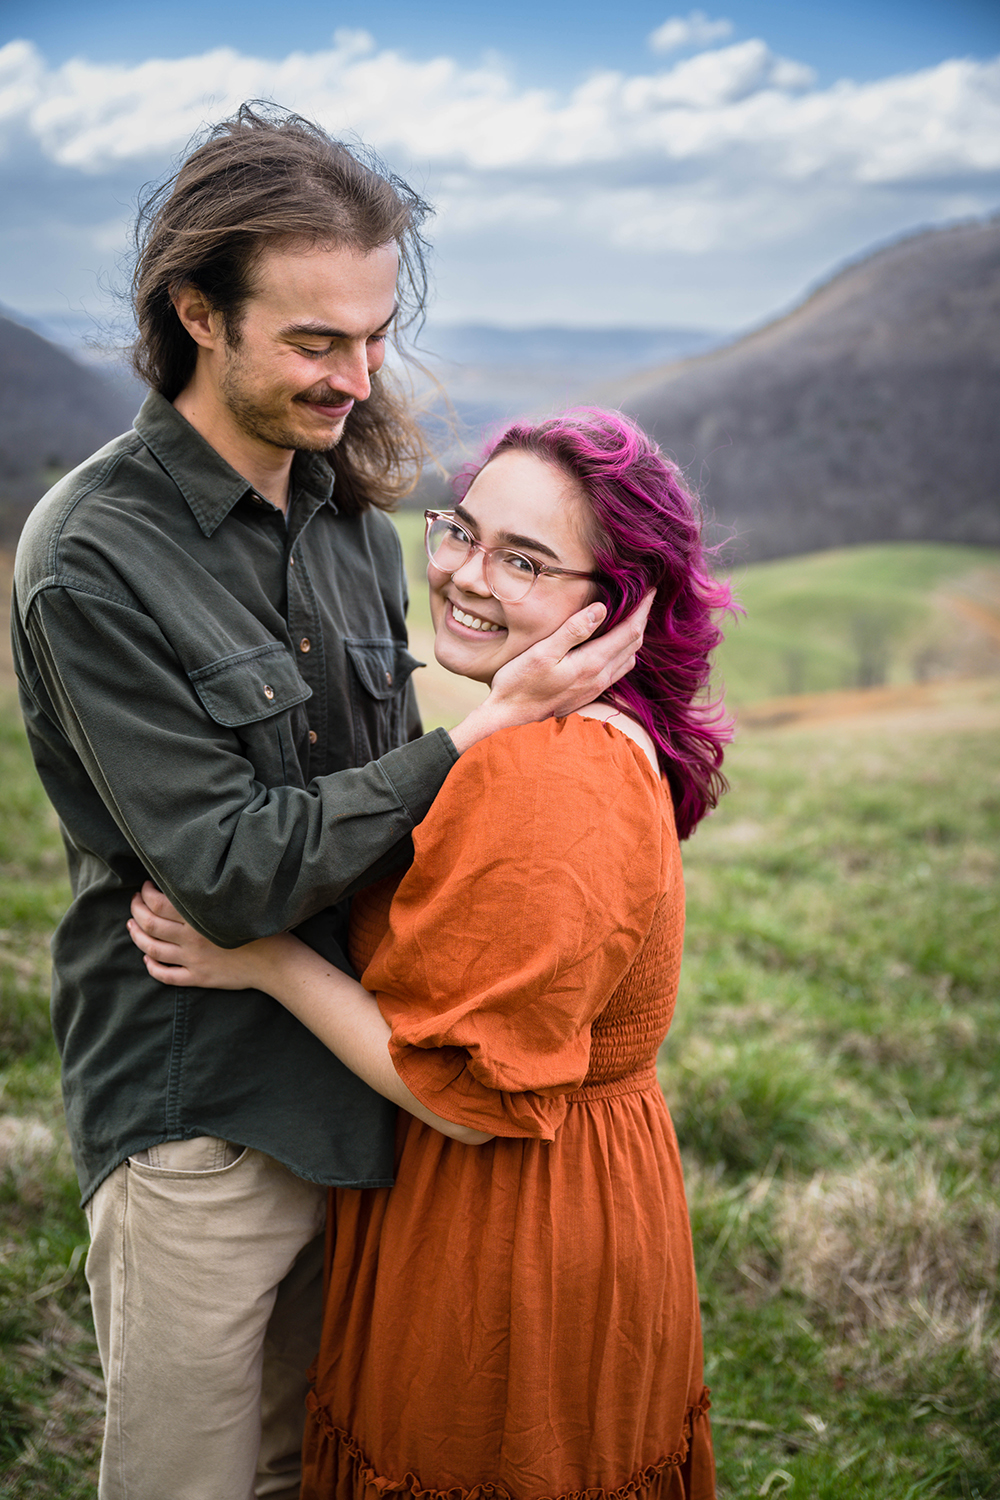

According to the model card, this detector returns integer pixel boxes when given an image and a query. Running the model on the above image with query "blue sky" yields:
[6,0,1000,86]
[1,2,998,343]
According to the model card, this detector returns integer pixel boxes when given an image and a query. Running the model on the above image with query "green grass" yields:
[2,534,1000,1494]
[669,709,1000,1498]
[0,702,101,1498]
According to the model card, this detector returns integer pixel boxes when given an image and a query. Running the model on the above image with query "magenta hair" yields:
[455,408,736,838]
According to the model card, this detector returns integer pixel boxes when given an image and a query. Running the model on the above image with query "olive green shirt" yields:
[12,391,457,1203]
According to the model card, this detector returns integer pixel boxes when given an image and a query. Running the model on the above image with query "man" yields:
[12,105,645,1500]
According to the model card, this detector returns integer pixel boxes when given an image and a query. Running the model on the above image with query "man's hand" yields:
[449,592,653,755]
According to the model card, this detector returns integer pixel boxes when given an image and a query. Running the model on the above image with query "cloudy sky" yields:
[1,0,998,348]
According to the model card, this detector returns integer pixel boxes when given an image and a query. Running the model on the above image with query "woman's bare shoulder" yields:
[571,703,660,775]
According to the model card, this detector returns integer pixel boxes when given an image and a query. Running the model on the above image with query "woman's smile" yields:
[446,601,507,635]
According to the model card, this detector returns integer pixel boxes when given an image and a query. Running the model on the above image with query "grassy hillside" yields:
[716,543,1000,705]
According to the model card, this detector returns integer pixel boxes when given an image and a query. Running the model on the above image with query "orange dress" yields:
[301,715,714,1500]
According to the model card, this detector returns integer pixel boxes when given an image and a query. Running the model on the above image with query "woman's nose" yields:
[450,545,492,596]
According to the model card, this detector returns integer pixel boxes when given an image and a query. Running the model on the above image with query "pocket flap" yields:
[345,639,423,701]
[188,644,311,727]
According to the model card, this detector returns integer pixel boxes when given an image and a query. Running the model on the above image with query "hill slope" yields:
[612,220,1000,562]
[0,316,140,545]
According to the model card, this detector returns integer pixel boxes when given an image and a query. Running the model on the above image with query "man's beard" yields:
[219,345,353,454]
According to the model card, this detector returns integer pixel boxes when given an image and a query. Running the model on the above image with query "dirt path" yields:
[737,675,1000,735]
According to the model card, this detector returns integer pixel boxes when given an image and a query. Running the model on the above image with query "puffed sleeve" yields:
[360,715,673,1139]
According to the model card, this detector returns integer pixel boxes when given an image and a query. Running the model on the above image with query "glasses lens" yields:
[426,516,472,571]
[486,550,537,603]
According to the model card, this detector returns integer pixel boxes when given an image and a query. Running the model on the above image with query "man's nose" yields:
[332,342,373,402]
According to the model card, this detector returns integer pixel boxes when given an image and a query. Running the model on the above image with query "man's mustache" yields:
[295,387,355,405]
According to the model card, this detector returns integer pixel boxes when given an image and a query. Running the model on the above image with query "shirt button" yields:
[251,494,264,506]
[385,670,393,685]
[263,684,274,700]
[308,730,318,745]
[299,638,311,653]
[289,555,296,566]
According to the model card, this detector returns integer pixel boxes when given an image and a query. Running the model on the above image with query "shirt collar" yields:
[133,390,337,537]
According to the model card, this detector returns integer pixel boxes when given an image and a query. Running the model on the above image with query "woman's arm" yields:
[128,883,492,1146]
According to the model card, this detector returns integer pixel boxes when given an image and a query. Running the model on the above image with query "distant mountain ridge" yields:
[610,218,1000,562]
[412,322,723,433]
[419,322,720,370]
[5,219,998,562]
[0,311,718,543]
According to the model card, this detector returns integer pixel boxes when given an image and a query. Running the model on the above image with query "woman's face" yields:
[428,449,599,686]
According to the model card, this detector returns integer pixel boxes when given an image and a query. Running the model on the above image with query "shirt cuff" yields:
[375,727,459,826]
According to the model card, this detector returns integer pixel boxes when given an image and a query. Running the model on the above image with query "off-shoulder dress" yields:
[300,713,715,1500]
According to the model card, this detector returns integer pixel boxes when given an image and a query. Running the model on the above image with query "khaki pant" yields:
[85,1138,327,1500]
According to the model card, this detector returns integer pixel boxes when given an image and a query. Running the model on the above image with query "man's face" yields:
[214,239,399,456]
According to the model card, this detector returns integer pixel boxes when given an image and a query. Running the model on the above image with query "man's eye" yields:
[297,346,330,359]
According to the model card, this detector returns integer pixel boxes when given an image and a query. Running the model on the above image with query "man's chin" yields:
[295,414,349,451]
[296,431,345,454]
[267,419,346,455]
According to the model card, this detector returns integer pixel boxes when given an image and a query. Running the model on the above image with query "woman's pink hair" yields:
[456,408,736,837]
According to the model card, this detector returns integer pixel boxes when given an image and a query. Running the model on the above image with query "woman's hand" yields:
[128,880,291,992]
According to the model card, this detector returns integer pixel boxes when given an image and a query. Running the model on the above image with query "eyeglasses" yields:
[424,510,597,604]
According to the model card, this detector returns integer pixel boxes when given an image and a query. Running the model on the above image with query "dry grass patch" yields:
[776,1155,1000,1378]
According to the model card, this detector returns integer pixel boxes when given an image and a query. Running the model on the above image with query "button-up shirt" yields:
[12,391,457,1202]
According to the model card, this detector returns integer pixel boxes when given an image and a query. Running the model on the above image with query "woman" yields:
[129,408,732,1500]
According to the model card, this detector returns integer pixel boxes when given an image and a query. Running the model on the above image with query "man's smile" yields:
[295,389,355,418]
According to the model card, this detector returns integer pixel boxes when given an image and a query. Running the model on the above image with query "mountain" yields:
[610,219,1000,562]
[0,314,141,546]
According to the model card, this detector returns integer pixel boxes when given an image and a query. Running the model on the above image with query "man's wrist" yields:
[448,697,529,755]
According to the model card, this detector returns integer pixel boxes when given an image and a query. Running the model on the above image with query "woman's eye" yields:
[445,523,470,543]
[502,552,537,576]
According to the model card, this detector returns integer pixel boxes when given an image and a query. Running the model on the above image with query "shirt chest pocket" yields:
[345,638,422,764]
[188,643,312,789]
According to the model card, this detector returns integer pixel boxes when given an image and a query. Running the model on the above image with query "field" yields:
[1,542,999,1497]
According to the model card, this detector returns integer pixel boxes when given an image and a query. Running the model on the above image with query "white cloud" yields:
[0,39,44,120]
[1,31,998,327]
[649,11,734,55]
[2,34,993,186]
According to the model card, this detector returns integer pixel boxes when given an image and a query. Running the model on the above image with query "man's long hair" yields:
[129,102,433,513]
